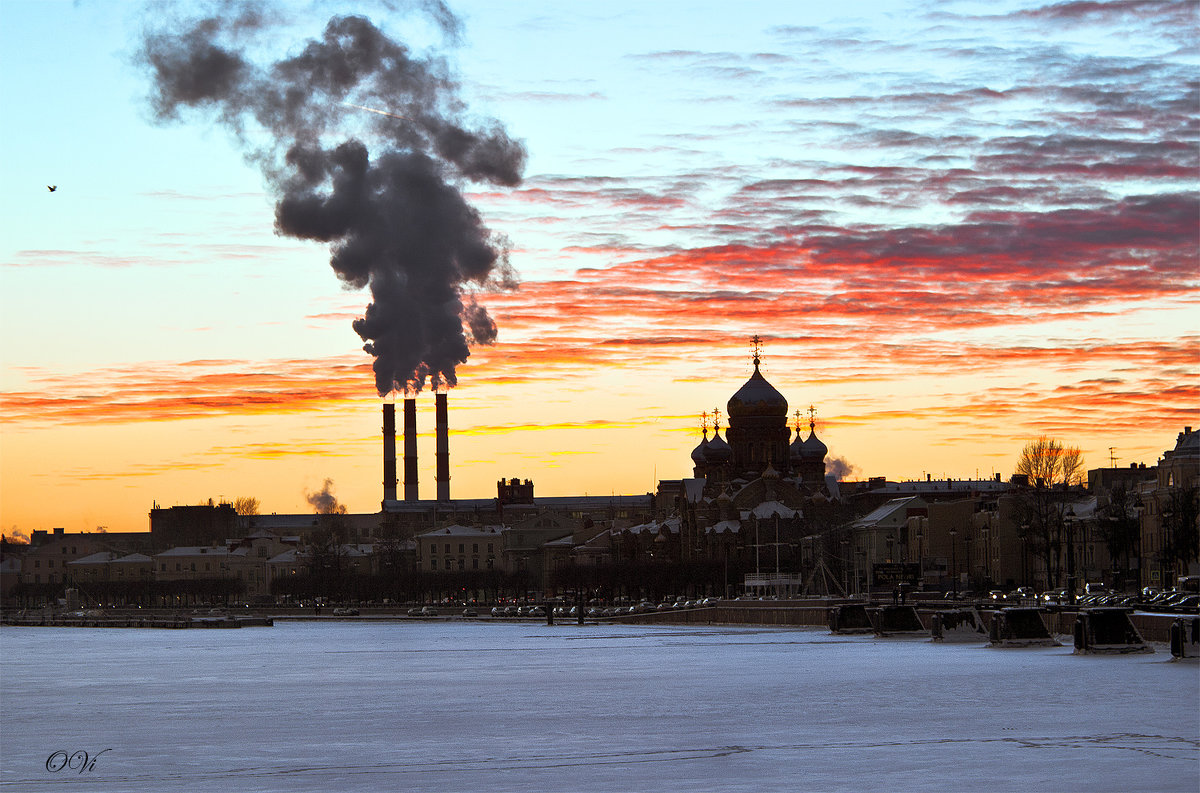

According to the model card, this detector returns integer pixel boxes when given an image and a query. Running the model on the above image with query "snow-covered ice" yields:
[2,621,1197,792]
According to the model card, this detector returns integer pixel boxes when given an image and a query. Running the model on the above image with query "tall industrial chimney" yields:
[436,391,450,501]
[403,397,418,501]
[382,403,397,502]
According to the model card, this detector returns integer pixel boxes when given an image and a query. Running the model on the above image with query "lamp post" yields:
[1064,507,1077,603]
[948,528,958,597]
[885,533,896,563]
[1019,523,1029,590]
[840,539,849,597]
[856,548,866,598]
[1133,502,1144,592]
[915,525,924,587]
[1160,507,1174,589]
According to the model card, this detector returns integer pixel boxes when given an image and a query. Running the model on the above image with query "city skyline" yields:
[2,0,1196,536]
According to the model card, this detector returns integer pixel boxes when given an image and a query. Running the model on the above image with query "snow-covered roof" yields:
[417,524,504,539]
[745,501,799,520]
[68,551,121,565]
[268,549,303,564]
[626,517,680,535]
[154,546,230,558]
[825,476,841,501]
[707,520,741,535]
[114,553,153,563]
[1061,498,1099,520]
[683,478,707,504]
[852,496,924,529]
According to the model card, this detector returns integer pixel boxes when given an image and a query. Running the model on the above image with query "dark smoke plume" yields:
[138,1,525,395]
[825,455,856,481]
[305,477,345,514]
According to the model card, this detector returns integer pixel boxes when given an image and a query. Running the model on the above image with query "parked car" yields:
[407,607,424,616]
[1168,595,1199,613]
[332,607,359,616]
[462,608,477,617]
[420,606,438,617]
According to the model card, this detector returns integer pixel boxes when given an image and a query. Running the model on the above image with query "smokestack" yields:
[404,397,418,502]
[436,392,450,501]
[382,403,397,501]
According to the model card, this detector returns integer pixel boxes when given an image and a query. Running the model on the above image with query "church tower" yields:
[725,336,790,477]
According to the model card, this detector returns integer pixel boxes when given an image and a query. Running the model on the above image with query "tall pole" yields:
[948,528,958,597]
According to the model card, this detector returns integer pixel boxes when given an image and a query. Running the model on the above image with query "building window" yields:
[472,558,479,570]
[444,543,450,554]
[459,543,465,554]
[473,544,478,553]
[430,558,437,570]
[488,544,494,553]
[48,560,54,568]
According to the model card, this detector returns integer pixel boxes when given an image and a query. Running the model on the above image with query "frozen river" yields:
[1,620,1197,792]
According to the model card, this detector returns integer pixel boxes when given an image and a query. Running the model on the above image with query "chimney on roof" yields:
[382,403,398,502]
[404,397,418,502]
[436,392,450,501]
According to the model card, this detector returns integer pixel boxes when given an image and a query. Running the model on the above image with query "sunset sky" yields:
[1,0,1196,537]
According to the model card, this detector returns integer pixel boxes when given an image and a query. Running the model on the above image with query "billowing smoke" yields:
[825,455,856,481]
[305,478,344,514]
[138,1,525,395]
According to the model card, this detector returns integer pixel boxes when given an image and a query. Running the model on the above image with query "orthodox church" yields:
[689,339,830,495]
[619,339,842,584]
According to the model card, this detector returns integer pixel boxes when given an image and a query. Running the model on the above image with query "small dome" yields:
[801,429,827,460]
[727,362,788,419]
[789,430,806,462]
[691,432,709,464]
[705,431,732,463]
[762,463,780,480]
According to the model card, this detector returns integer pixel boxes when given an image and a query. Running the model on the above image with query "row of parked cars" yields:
[483,598,721,619]
[1031,586,1199,613]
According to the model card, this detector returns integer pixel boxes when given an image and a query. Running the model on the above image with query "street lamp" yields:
[1064,506,1078,602]
[1019,523,1029,589]
[948,528,958,597]
[915,526,924,585]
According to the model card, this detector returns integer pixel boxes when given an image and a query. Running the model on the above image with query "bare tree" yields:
[1015,436,1084,487]
[232,496,261,516]
[1013,436,1085,593]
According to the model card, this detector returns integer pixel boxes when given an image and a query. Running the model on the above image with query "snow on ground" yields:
[1,621,1197,792]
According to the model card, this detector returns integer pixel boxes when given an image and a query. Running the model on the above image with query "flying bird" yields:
[46,185,57,192]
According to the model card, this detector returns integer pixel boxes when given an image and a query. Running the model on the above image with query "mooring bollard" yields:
[1170,619,1185,659]
[547,604,554,626]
